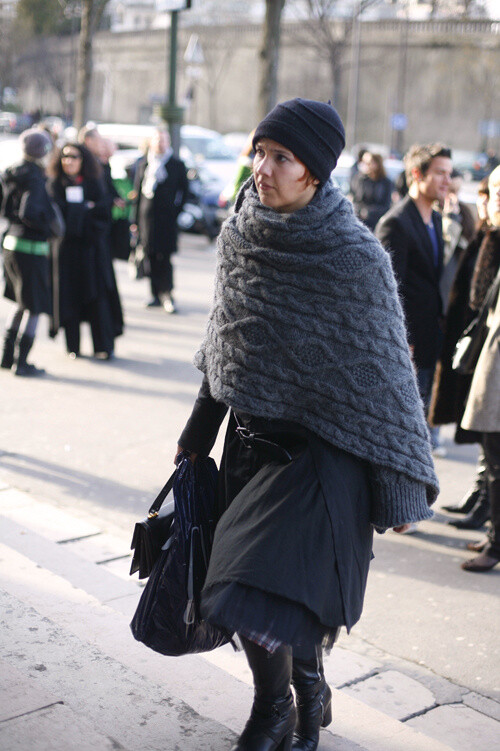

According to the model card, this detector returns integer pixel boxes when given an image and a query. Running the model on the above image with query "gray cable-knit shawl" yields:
[195,178,439,529]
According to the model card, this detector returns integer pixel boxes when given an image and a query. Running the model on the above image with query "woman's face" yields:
[61,148,83,177]
[361,153,377,179]
[253,138,319,213]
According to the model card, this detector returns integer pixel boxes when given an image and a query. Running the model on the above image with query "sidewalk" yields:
[1,480,499,751]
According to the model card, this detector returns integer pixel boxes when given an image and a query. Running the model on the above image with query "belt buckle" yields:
[235,425,253,448]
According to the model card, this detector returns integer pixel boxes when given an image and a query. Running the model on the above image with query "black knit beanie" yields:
[20,129,53,161]
[252,98,345,185]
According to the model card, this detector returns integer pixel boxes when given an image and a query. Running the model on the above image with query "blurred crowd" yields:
[1,121,499,573]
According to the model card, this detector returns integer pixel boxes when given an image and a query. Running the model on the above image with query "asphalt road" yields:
[0,232,498,704]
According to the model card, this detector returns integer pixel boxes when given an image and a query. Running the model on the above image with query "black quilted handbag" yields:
[130,453,231,656]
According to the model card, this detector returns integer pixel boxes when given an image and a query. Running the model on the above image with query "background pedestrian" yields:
[1,128,61,376]
[48,143,123,359]
[132,128,188,314]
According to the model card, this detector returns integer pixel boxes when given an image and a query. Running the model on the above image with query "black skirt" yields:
[3,249,51,314]
[200,412,374,651]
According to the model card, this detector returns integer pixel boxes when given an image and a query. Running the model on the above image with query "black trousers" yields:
[64,297,115,356]
[483,432,500,558]
[149,253,173,298]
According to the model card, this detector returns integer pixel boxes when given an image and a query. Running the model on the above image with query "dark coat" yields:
[48,176,123,335]
[461,229,500,433]
[1,160,56,314]
[350,173,393,230]
[179,378,373,644]
[428,229,484,443]
[132,153,188,258]
[375,195,444,370]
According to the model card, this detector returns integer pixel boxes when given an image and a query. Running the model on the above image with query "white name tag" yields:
[66,185,84,203]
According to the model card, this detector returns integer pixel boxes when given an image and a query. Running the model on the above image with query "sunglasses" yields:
[62,153,82,160]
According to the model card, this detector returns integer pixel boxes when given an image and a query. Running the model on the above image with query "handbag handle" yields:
[147,470,176,518]
[147,450,192,518]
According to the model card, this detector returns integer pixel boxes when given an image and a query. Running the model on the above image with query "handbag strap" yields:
[465,265,500,334]
[478,266,500,318]
[147,468,177,518]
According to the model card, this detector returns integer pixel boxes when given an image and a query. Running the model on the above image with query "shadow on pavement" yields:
[0,452,153,514]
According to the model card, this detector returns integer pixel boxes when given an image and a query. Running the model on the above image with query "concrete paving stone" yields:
[0,488,100,541]
[323,646,382,688]
[61,531,131,565]
[0,703,131,751]
[0,658,61,722]
[341,669,436,721]
[0,480,8,490]
[329,691,454,751]
[0,517,140,604]
[462,691,500,722]
[100,553,135,581]
[338,632,466,705]
[407,704,500,751]
[0,589,236,751]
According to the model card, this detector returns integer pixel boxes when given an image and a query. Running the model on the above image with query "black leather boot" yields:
[232,638,296,751]
[1,329,17,369]
[291,646,332,751]
[442,461,487,514]
[15,335,45,377]
[448,488,490,530]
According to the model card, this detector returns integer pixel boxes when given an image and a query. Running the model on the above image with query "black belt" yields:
[234,414,293,464]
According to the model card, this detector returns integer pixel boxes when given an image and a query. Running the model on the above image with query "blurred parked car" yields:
[452,149,492,182]
[0,111,33,134]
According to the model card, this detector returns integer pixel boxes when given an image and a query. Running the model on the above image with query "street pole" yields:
[346,9,361,148]
[163,10,184,157]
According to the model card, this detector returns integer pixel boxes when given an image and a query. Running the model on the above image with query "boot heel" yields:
[321,698,332,728]
[277,728,294,751]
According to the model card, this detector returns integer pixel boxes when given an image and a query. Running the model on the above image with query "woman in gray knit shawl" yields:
[176,99,439,751]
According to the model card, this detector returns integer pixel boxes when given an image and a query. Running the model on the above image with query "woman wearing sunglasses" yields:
[48,143,123,359]
[175,100,439,751]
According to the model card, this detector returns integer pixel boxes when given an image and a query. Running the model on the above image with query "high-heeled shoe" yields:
[291,647,332,751]
[231,693,296,751]
[448,490,490,530]
[232,638,296,751]
[442,473,487,515]
[461,553,499,572]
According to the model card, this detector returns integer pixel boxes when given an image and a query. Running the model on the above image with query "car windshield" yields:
[182,136,236,161]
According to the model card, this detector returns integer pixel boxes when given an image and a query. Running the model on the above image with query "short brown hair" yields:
[404,143,452,185]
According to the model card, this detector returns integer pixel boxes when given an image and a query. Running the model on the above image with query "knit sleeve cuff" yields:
[370,466,434,531]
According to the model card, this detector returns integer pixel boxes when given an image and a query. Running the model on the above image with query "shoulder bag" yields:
[452,268,500,375]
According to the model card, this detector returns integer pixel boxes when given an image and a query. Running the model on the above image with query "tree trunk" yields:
[257,0,285,120]
[73,0,94,130]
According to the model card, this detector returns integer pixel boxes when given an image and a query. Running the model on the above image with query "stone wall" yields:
[13,19,500,152]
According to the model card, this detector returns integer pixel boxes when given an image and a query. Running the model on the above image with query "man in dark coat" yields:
[375,143,452,455]
[132,128,189,313]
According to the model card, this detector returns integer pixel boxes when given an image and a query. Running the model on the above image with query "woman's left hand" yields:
[393,524,411,534]
[174,444,197,465]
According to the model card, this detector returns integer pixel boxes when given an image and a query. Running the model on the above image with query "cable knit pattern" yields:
[194,178,439,528]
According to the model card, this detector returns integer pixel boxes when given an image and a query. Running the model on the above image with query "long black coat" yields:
[132,154,188,258]
[2,160,56,314]
[48,176,123,334]
[375,195,444,371]
[428,229,484,443]
[350,173,393,230]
